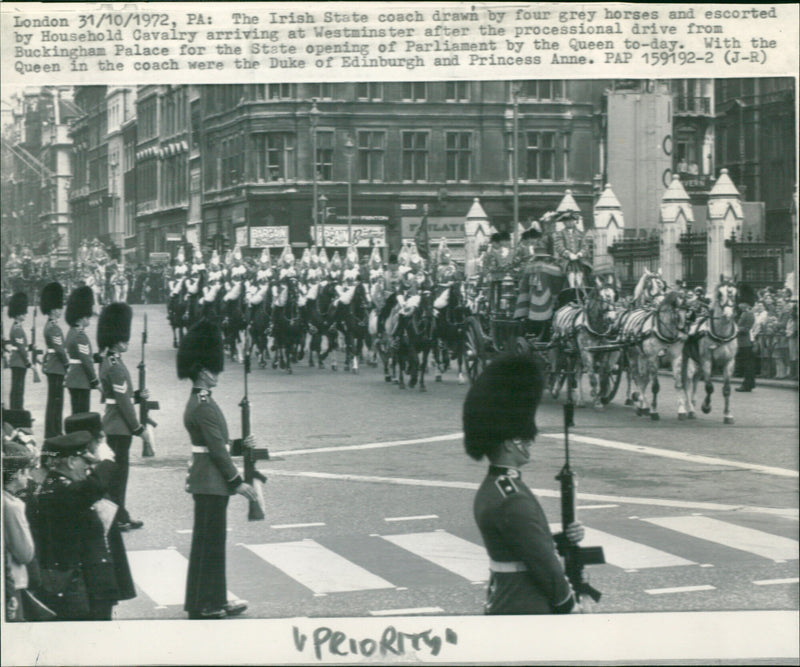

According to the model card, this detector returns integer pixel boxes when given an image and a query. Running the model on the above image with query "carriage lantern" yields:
[498,274,517,318]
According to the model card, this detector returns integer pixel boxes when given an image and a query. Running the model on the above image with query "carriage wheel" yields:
[599,356,624,405]
[465,317,486,384]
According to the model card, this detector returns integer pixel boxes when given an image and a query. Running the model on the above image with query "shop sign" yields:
[401,217,466,240]
[312,224,386,247]
[249,226,289,248]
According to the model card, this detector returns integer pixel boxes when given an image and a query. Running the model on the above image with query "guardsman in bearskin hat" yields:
[36,430,136,620]
[97,303,154,532]
[464,354,586,615]
[6,292,32,410]
[64,286,100,415]
[178,319,258,620]
[41,282,70,437]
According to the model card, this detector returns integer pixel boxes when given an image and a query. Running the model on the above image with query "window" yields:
[309,83,333,100]
[315,130,334,181]
[123,137,135,172]
[125,200,135,237]
[269,83,293,100]
[445,81,470,102]
[402,131,428,181]
[138,97,158,140]
[445,132,472,181]
[525,131,555,180]
[357,131,385,182]
[252,133,296,182]
[137,159,158,204]
[561,133,570,180]
[402,82,427,101]
[519,80,564,100]
[356,82,383,100]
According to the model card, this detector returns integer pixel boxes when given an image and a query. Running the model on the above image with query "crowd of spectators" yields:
[748,287,798,381]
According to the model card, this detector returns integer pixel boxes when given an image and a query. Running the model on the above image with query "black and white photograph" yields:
[2,3,798,665]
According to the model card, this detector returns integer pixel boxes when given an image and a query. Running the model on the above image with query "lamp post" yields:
[344,135,354,245]
[512,82,521,246]
[319,193,327,248]
[310,101,320,245]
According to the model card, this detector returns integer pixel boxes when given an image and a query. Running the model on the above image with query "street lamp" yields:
[310,100,320,245]
[344,135,354,245]
[319,193,327,248]
[511,82,522,246]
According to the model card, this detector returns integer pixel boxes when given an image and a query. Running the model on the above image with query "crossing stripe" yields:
[380,531,489,583]
[642,516,799,562]
[753,578,799,586]
[242,540,395,594]
[646,585,716,595]
[369,607,444,616]
[539,432,799,479]
[548,524,695,570]
[126,549,238,607]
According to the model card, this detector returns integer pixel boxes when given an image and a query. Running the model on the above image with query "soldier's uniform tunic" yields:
[474,464,575,614]
[64,325,99,414]
[100,352,145,526]
[7,321,30,410]
[43,318,70,437]
[183,388,244,617]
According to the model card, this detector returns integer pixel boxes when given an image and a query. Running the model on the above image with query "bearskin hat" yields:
[7,292,28,318]
[65,286,95,326]
[177,319,224,380]
[496,231,511,243]
[463,354,545,461]
[521,221,542,241]
[96,302,132,351]
[40,282,64,315]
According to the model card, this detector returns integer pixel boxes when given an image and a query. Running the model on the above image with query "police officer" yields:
[177,319,258,620]
[97,303,154,531]
[6,292,31,410]
[41,282,69,437]
[64,286,100,414]
[463,354,586,614]
[36,430,136,620]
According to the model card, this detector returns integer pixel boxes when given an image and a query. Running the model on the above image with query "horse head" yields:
[714,277,738,320]
[656,290,689,339]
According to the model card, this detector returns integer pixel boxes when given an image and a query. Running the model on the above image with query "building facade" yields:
[199,80,600,260]
[105,87,136,257]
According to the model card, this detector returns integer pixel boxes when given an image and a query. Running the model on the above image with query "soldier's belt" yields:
[490,560,528,573]
[104,398,117,404]
[69,359,81,364]
[47,348,56,354]
[191,444,230,454]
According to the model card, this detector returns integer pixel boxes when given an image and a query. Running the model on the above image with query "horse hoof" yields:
[701,405,711,415]
[678,413,687,421]
[688,411,697,420]
[331,365,337,372]
[636,408,645,417]
[624,398,634,406]
[724,416,735,425]
[435,375,442,382]
[650,412,660,421]
[385,375,392,383]
[287,368,293,375]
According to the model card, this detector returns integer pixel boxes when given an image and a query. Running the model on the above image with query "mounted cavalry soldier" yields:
[222,246,248,362]
[168,246,189,299]
[553,211,593,289]
[97,302,154,532]
[41,282,69,438]
[64,286,100,415]
[6,292,32,410]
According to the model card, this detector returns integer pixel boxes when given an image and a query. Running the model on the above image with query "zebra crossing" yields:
[121,513,798,613]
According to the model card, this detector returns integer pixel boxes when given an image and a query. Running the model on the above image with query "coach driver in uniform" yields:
[464,353,586,614]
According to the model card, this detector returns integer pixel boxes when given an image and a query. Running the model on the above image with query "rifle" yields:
[29,308,42,383]
[555,370,605,603]
[135,314,158,457]
[231,317,268,521]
